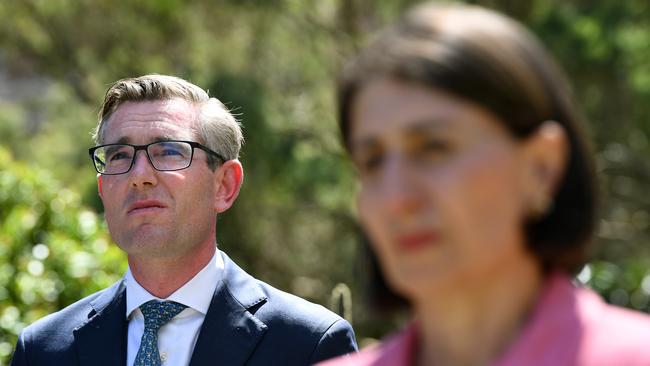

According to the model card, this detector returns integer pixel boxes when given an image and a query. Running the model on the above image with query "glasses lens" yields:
[94,144,134,174]
[148,141,193,171]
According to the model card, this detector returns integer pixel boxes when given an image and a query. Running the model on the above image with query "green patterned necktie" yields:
[134,300,187,366]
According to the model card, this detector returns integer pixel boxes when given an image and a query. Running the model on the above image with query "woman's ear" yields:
[214,159,244,213]
[521,121,569,216]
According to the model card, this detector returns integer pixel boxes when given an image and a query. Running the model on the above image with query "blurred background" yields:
[1,0,650,363]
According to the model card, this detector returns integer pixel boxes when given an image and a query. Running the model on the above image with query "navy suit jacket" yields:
[11,251,357,365]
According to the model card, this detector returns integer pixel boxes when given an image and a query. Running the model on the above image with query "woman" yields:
[321,3,650,366]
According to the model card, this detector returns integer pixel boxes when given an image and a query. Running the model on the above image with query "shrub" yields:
[0,147,125,364]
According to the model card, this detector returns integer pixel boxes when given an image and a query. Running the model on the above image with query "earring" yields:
[530,194,552,219]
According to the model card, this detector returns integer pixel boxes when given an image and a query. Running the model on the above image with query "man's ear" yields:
[97,174,104,199]
[214,160,244,213]
[521,121,568,213]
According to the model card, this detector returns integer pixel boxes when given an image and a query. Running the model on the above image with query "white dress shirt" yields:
[125,251,224,366]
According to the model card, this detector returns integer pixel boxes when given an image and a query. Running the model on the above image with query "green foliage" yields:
[580,259,650,312]
[0,147,126,364]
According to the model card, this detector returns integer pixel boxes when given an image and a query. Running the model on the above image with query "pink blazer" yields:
[319,273,650,366]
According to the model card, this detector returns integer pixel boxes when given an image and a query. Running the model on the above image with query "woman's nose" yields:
[377,156,423,214]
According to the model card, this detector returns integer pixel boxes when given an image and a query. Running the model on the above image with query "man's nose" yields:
[128,150,158,188]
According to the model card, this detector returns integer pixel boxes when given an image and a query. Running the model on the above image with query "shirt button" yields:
[160,352,168,363]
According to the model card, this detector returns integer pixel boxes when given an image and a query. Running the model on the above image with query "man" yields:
[11,74,357,366]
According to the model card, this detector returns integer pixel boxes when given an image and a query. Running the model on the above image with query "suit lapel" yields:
[189,251,268,366]
[73,281,128,366]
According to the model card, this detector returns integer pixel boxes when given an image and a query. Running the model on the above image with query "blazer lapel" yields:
[73,280,128,366]
[189,251,268,366]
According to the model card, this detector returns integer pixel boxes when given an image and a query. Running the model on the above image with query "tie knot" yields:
[140,300,187,331]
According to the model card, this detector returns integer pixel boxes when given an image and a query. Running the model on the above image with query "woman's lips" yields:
[397,231,439,251]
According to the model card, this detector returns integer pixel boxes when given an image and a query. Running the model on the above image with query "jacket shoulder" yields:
[22,280,123,338]
[219,251,357,364]
[11,281,124,365]
[577,288,650,364]
[251,279,358,363]
[251,279,347,334]
[317,325,415,366]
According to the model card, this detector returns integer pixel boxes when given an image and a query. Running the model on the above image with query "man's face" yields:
[98,98,220,262]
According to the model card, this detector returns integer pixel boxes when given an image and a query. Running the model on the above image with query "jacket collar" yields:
[188,250,268,366]
[70,250,268,366]
[73,280,128,366]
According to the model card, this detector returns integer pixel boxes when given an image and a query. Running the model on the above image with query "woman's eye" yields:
[356,152,384,175]
[421,139,450,152]
[412,138,452,159]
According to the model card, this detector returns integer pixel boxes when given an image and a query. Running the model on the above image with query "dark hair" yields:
[339,3,598,307]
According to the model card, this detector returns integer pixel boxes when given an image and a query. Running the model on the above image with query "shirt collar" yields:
[125,251,224,319]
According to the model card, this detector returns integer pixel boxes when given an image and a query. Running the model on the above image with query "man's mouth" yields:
[127,200,167,215]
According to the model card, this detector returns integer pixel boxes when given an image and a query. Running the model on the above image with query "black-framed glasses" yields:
[88,140,226,175]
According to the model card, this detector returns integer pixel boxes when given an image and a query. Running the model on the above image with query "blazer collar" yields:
[73,280,128,366]
[189,250,268,366]
[70,250,268,366]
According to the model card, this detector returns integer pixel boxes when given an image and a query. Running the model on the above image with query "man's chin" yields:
[117,229,169,252]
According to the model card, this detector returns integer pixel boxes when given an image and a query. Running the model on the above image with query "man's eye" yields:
[160,148,183,156]
[108,151,131,161]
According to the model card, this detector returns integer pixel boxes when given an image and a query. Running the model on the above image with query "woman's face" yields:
[350,78,541,298]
